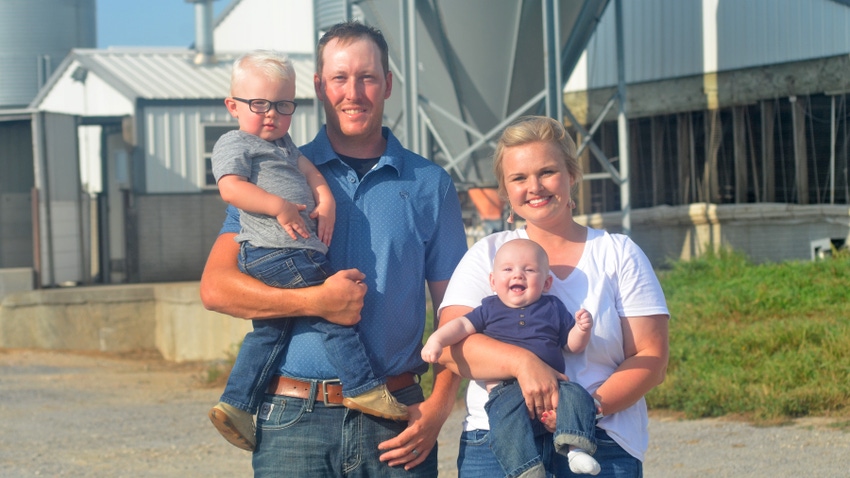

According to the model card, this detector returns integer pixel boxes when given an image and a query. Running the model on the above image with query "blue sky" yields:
[96,0,229,48]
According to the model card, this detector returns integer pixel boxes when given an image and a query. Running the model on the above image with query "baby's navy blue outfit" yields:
[467,295,598,477]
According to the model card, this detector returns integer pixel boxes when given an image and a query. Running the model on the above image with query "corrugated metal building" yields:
[4,0,850,292]
[25,48,317,285]
[0,0,317,288]
[0,0,96,296]
[566,0,850,89]
[552,0,850,262]
[213,0,316,54]
[34,49,316,191]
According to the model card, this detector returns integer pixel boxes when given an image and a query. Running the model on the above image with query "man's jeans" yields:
[221,244,381,413]
[483,380,598,477]
[253,382,437,477]
[458,426,642,478]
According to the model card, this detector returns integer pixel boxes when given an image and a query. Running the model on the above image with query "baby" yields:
[423,238,600,476]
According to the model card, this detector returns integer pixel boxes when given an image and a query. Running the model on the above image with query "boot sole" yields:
[208,407,256,451]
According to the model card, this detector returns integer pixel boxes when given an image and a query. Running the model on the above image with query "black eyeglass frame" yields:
[232,97,298,115]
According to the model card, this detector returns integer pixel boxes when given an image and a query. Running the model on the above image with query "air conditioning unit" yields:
[810,238,846,261]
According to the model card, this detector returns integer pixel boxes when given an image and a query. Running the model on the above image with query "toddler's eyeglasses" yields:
[232,97,297,115]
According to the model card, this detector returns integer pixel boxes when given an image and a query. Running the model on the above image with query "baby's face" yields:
[489,241,551,308]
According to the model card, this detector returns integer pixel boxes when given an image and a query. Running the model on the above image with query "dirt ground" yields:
[2,349,849,477]
[0,348,461,477]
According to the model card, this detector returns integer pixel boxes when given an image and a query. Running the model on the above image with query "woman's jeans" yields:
[484,380,598,477]
[458,426,642,478]
[220,244,382,413]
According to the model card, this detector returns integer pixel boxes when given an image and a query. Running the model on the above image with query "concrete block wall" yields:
[0,282,251,363]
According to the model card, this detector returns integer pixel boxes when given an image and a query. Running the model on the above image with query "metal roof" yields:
[30,47,316,108]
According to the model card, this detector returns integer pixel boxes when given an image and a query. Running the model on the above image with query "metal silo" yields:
[313,0,610,186]
[0,0,96,108]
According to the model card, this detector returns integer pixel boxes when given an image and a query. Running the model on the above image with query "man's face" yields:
[314,37,392,150]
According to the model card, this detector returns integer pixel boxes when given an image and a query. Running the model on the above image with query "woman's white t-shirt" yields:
[439,227,669,461]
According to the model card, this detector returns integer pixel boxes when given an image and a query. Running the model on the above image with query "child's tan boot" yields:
[341,384,409,421]
[208,402,256,451]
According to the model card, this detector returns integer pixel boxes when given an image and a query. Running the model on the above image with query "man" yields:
[200,20,467,477]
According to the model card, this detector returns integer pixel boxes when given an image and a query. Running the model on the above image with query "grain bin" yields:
[0,0,95,108]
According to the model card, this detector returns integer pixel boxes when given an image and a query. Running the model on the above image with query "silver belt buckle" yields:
[321,379,343,407]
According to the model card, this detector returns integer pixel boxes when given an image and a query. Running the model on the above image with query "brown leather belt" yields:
[267,373,417,406]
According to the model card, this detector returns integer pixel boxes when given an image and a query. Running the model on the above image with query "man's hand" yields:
[376,399,447,470]
[318,269,366,326]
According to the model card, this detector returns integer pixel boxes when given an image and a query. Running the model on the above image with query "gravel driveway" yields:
[1,349,848,477]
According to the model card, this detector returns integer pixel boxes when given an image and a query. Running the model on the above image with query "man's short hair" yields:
[316,20,389,76]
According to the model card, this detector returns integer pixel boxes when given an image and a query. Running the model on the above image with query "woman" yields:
[438,116,669,477]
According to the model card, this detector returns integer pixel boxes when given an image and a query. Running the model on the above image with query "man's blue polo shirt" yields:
[219,126,467,379]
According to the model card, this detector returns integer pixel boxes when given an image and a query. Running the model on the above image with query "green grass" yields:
[648,249,850,423]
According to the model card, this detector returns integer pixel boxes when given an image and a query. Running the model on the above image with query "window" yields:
[202,124,238,187]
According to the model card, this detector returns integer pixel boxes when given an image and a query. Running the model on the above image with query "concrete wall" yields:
[153,284,252,363]
[0,282,250,362]
[577,203,850,266]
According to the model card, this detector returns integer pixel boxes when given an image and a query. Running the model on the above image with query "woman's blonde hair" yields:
[493,116,582,202]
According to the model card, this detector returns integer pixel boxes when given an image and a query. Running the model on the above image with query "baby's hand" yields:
[275,201,309,240]
[310,198,335,247]
[420,340,443,363]
[574,308,593,332]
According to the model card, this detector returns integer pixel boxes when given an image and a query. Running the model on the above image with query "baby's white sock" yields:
[567,447,601,475]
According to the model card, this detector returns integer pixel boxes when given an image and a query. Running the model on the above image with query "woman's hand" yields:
[512,352,567,420]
